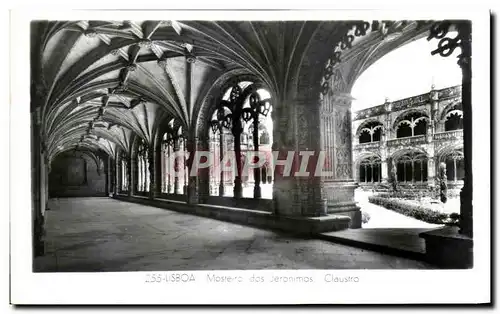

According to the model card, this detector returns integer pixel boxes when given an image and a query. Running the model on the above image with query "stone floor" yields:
[34,197,434,272]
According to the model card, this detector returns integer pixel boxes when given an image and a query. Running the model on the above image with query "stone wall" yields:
[49,153,107,197]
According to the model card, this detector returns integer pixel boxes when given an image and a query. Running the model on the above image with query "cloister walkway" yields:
[34,198,434,272]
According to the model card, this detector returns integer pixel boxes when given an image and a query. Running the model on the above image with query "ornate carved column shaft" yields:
[232,120,243,199]
[218,131,225,196]
[173,138,181,195]
[252,116,262,199]
[428,20,472,237]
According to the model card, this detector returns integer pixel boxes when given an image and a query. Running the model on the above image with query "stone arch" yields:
[390,148,429,183]
[355,118,384,136]
[354,151,382,168]
[354,152,383,184]
[436,143,465,183]
[193,70,261,141]
[392,108,430,130]
[355,119,384,144]
[439,100,463,121]
[436,143,464,162]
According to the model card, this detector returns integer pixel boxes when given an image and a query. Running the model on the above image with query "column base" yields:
[233,178,243,198]
[327,203,362,228]
[253,185,261,199]
[420,226,473,268]
[33,213,45,257]
[323,180,361,228]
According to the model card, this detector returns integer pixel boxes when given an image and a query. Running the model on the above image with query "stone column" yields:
[231,119,243,198]
[427,156,436,187]
[252,116,261,199]
[31,111,45,256]
[105,156,110,196]
[114,155,119,195]
[459,22,473,238]
[218,131,225,196]
[380,130,389,183]
[319,92,361,228]
[127,155,133,197]
[154,140,162,198]
[183,138,188,195]
[173,139,181,194]
[186,136,210,204]
[148,146,155,199]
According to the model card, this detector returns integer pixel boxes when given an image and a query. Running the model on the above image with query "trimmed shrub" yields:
[368,196,448,224]
[361,211,371,224]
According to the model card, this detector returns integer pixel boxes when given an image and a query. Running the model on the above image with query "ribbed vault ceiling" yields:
[31,20,432,162]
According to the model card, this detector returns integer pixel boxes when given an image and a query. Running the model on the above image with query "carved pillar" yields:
[166,143,172,193]
[231,119,243,198]
[173,139,181,194]
[427,156,436,187]
[182,137,188,195]
[114,155,119,195]
[252,117,261,199]
[127,155,133,197]
[186,136,210,204]
[154,140,162,198]
[148,146,155,199]
[31,110,45,256]
[105,156,110,196]
[380,130,389,183]
[381,158,389,183]
[218,131,225,196]
[459,23,473,238]
[320,92,361,228]
[272,100,304,217]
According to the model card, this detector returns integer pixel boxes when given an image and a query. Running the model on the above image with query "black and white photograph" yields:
[7,6,492,305]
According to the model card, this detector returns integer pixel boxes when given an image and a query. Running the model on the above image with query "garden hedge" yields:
[368,196,448,224]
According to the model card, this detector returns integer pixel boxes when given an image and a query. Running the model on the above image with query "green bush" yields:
[361,211,371,224]
[368,196,449,224]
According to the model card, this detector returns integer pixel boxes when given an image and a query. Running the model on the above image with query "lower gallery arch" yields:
[438,146,465,188]
[357,155,382,185]
[206,79,274,200]
[391,150,429,185]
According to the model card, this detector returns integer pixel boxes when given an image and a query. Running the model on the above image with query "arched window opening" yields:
[358,121,383,143]
[119,154,129,192]
[442,150,464,182]
[396,112,428,138]
[160,123,187,195]
[444,110,464,131]
[359,156,382,184]
[359,130,371,144]
[160,132,174,194]
[394,151,428,183]
[136,139,149,193]
[209,82,273,199]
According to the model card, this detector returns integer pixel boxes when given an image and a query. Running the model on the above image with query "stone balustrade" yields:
[386,135,426,147]
[433,129,464,141]
[353,85,461,121]
[354,141,380,150]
